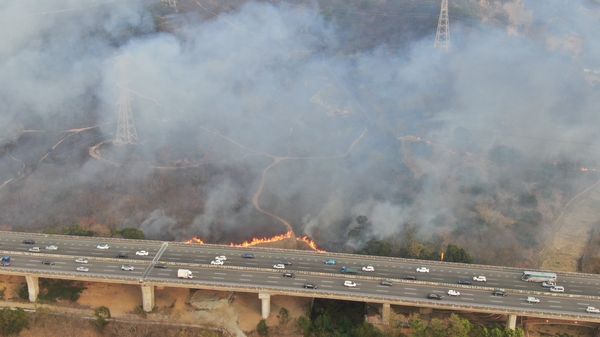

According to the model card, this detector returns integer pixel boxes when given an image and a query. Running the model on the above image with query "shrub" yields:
[256,319,269,336]
[0,308,29,336]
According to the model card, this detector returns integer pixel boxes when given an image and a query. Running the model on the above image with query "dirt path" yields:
[541,177,600,271]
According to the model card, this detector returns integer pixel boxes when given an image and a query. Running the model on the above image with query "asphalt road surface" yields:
[2,231,600,319]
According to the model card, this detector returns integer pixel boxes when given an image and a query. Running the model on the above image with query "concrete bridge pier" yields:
[258,292,271,319]
[141,285,155,312]
[25,275,39,302]
[506,314,517,330]
[381,303,391,325]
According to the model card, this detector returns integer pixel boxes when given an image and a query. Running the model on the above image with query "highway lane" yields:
[161,244,600,297]
[5,254,148,279]
[3,255,600,317]
[3,252,600,319]
[2,231,600,298]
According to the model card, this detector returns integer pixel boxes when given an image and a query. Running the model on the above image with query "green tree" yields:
[277,307,290,326]
[427,318,447,337]
[448,314,471,337]
[296,316,312,337]
[256,319,269,336]
[409,315,428,337]
[117,228,145,239]
[93,306,111,331]
[0,308,29,336]
[351,322,385,337]
[62,224,95,236]
[445,244,473,263]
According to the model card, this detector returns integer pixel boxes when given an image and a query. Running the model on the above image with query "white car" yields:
[135,250,149,256]
[210,259,224,265]
[120,265,135,271]
[361,265,375,272]
[550,285,565,293]
[273,263,286,269]
[215,255,227,261]
[526,296,540,303]
[343,280,357,287]
[96,244,110,249]
[75,257,88,264]
[447,289,461,296]
[472,275,487,282]
[542,281,556,288]
[586,306,600,313]
[28,247,40,252]
[45,245,58,250]
[76,266,89,272]
[416,267,429,273]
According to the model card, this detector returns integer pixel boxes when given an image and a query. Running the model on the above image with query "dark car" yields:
[22,239,35,245]
[41,261,55,266]
[380,280,393,287]
[242,253,255,259]
[282,272,295,278]
[427,293,443,300]
[457,279,472,285]
[303,283,317,289]
[278,260,292,266]
[492,289,508,297]
[153,264,167,269]
[116,252,128,259]
[403,276,417,281]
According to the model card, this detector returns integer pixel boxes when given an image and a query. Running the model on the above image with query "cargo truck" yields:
[177,269,193,279]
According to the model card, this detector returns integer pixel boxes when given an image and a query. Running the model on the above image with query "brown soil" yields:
[0,275,25,300]
[78,283,142,316]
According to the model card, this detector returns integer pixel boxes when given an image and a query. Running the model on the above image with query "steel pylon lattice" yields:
[114,57,139,145]
[161,0,177,11]
[434,0,450,52]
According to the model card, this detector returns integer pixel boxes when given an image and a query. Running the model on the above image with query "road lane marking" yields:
[213,272,227,275]
[490,300,504,303]
[239,279,251,282]
[211,277,224,280]
[404,292,417,295]
[375,289,388,293]
[549,305,563,308]
[241,274,253,277]
[405,288,417,291]
[548,300,561,303]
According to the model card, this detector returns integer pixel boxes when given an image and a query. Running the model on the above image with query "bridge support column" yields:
[25,276,39,302]
[506,314,517,330]
[381,303,391,325]
[141,285,154,312]
[258,292,270,319]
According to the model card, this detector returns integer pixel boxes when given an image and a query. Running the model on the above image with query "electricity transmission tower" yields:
[434,0,450,52]
[161,0,177,11]
[114,57,139,145]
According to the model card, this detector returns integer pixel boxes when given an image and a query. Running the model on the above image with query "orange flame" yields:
[297,235,326,253]
[186,237,205,244]
[230,230,294,247]
[185,230,326,252]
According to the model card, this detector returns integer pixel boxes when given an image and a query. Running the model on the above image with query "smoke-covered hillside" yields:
[1,0,599,267]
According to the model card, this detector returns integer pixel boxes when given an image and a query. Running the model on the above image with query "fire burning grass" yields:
[186,230,326,252]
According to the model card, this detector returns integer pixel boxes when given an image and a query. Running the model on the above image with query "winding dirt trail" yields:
[0,126,101,192]
[540,176,600,271]
[251,157,294,232]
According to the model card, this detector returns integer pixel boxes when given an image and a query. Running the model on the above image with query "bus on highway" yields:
[521,271,557,282]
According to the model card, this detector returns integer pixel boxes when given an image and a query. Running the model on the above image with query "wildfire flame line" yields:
[185,230,326,252]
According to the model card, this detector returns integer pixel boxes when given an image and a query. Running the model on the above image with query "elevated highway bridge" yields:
[1,231,600,329]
